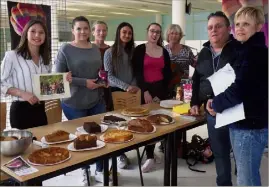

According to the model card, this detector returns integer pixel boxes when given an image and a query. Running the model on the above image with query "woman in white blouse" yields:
[0,19,71,130]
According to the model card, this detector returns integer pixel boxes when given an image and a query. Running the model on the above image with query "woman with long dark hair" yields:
[104,22,138,169]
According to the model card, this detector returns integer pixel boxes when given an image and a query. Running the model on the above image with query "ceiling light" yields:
[65,8,81,11]
[140,9,160,12]
[110,12,132,15]
[68,2,111,7]
[86,15,106,18]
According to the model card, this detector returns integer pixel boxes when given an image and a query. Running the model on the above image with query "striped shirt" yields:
[104,47,136,91]
[1,50,51,101]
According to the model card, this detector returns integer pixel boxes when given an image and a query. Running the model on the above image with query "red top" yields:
[143,54,164,83]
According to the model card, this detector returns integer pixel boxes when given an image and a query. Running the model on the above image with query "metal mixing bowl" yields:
[0,130,33,156]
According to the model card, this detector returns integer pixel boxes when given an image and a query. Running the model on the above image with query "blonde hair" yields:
[165,24,184,43]
[234,6,265,25]
[92,20,108,31]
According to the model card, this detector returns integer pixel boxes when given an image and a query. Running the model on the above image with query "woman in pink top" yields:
[132,22,172,173]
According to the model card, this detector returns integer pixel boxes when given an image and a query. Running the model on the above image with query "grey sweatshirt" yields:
[104,47,136,91]
[55,43,102,109]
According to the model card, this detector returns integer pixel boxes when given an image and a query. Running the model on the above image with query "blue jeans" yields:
[206,113,232,186]
[230,127,268,186]
[61,101,106,172]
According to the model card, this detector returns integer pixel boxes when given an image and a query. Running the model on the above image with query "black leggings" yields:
[143,80,166,159]
[10,101,47,130]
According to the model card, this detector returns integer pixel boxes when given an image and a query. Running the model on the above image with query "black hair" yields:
[111,22,135,72]
[207,11,230,27]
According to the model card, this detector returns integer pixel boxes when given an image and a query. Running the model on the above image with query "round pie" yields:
[147,114,173,125]
[28,147,70,165]
[127,119,154,133]
[102,130,133,143]
[121,107,149,116]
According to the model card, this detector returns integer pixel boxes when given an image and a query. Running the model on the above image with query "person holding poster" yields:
[1,19,72,130]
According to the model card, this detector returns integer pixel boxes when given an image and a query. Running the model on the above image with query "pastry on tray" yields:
[28,147,70,165]
[102,130,133,143]
[122,107,149,116]
[128,119,154,133]
[44,130,70,143]
[83,122,101,133]
[147,114,173,124]
[74,134,97,150]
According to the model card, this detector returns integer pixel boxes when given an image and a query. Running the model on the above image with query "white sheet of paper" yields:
[207,63,245,128]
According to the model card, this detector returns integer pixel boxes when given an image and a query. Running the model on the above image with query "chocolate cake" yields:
[74,134,97,149]
[103,115,126,122]
[83,122,101,133]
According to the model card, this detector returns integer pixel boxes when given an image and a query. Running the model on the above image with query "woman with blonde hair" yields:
[164,24,196,90]
[92,20,110,61]
[92,20,112,111]
[207,6,268,186]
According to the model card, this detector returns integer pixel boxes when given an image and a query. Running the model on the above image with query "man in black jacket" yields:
[190,11,239,186]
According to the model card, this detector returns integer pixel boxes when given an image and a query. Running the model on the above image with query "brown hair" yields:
[71,16,91,42]
[147,22,163,47]
[16,19,50,65]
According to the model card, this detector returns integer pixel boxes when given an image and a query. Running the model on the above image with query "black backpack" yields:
[185,134,214,173]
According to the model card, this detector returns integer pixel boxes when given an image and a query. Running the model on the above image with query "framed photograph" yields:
[33,73,71,101]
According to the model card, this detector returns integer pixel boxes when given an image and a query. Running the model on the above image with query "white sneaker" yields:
[117,154,129,169]
[95,171,113,185]
[142,159,155,173]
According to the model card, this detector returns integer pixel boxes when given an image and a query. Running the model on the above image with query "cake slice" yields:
[83,122,101,133]
[45,130,69,142]
[73,134,97,150]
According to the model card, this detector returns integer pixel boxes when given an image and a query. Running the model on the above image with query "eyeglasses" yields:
[149,29,161,35]
[207,24,226,31]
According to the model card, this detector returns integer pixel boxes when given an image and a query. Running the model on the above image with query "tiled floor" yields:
[43,125,268,186]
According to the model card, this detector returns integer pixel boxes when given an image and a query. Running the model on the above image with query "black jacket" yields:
[132,44,172,93]
[212,32,268,129]
[190,35,240,107]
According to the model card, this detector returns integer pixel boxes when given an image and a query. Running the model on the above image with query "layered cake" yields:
[83,122,101,133]
[74,134,97,150]
[128,119,154,133]
[103,115,126,123]
[45,130,70,142]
